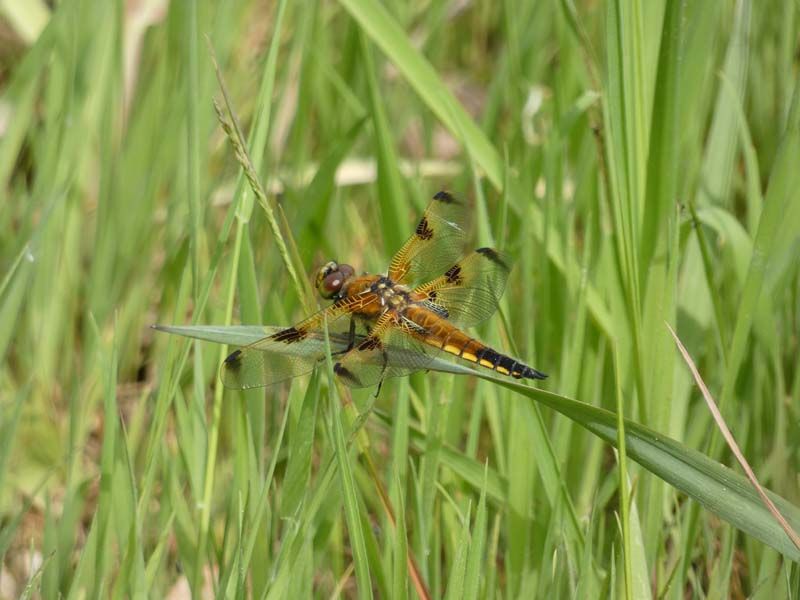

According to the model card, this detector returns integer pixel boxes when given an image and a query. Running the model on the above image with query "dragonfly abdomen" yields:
[421,322,546,380]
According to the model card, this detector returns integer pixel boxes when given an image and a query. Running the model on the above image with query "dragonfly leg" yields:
[332,318,357,356]
[375,345,390,393]
[373,377,385,399]
[346,318,356,349]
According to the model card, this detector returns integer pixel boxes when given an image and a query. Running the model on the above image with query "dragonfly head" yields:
[316,261,355,300]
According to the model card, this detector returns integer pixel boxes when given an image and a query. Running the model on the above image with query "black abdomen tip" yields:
[523,366,547,380]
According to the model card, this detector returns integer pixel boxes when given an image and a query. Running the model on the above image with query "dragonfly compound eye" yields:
[317,261,354,299]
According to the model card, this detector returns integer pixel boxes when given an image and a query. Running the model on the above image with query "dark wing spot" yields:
[444,264,462,284]
[334,362,362,386]
[224,349,243,369]
[271,327,307,343]
[416,217,434,240]
[358,336,383,352]
[433,190,458,204]
[476,247,509,270]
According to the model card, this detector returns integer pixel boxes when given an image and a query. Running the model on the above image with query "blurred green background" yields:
[1,0,799,597]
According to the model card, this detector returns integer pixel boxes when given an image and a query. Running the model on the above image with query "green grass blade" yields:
[4,1,799,596]
[336,0,502,188]
[697,0,751,210]
[185,0,201,295]
[613,345,633,600]
[391,471,409,600]
[443,503,470,600]
[719,80,800,412]
[640,0,683,279]
[338,0,615,343]
[478,374,800,561]
[153,324,477,377]
[279,375,320,518]
[331,395,374,599]
[358,32,407,254]
[463,468,488,600]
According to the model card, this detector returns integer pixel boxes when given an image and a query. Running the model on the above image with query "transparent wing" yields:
[221,295,377,390]
[388,191,468,286]
[412,247,512,327]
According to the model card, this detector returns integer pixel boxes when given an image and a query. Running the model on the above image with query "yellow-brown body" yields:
[220,191,547,391]
[342,274,535,378]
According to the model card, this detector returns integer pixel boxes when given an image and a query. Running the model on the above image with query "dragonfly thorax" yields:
[371,277,411,310]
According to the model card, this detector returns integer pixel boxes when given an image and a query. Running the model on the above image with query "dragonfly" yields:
[222,191,547,390]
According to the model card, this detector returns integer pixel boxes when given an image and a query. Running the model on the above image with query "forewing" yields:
[221,295,376,390]
[412,247,512,327]
[388,191,468,286]
[221,336,331,389]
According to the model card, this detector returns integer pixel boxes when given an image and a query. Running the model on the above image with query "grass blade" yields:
[668,324,800,551]
[331,394,374,599]
[476,373,800,561]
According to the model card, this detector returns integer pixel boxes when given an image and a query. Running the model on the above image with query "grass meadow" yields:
[1,0,800,597]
